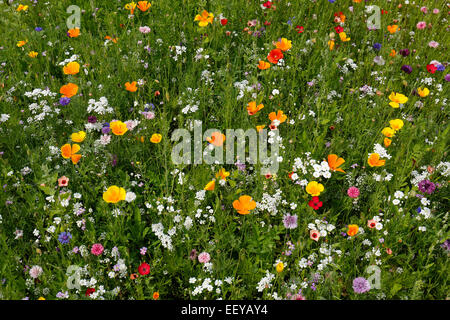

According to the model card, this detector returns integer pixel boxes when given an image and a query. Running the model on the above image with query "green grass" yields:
[0,0,448,300]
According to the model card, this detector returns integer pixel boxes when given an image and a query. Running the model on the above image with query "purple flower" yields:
[352,277,371,293]
[436,64,445,71]
[418,179,436,194]
[282,214,298,229]
[88,116,97,123]
[445,74,450,82]
[399,48,410,56]
[373,43,382,51]
[401,64,412,74]
[189,249,197,261]
[58,232,72,245]
[441,240,450,252]
[59,97,71,106]
[35,27,43,32]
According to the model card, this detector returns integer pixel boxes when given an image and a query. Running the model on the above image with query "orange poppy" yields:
[63,61,80,75]
[257,60,270,70]
[387,25,399,34]
[232,195,257,215]
[125,81,137,92]
[384,138,392,147]
[110,121,128,136]
[67,28,80,38]
[153,292,159,300]
[347,224,359,236]
[206,132,225,147]
[60,83,78,98]
[368,153,385,167]
[267,48,283,64]
[61,144,81,164]
[204,180,215,191]
[137,1,151,12]
[103,186,126,203]
[247,101,264,115]
[327,154,345,173]
[275,38,292,51]
[268,110,287,124]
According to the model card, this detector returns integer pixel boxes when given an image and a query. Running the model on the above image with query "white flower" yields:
[125,192,136,202]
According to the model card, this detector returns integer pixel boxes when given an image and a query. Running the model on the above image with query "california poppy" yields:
[347,224,359,236]
[268,110,287,124]
[136,1,151,12]
[368,153,385,167]
[103,186,126,203]
[388,92,408,108]
[417,87,429,97]
[71,131,86,143]
[150,133,162,143]
[306,181,324,197]
[216,168,230,180]
[194,10,214,27]
[61,144,81,164]
[233,195,257,215]
[110,121,128,136]
[125,81,137,92]
[63,61,80,75]
[387,25,399,34]
[247,101,264,115]
[60,83,78,98]
[327,154,345,173]
[67,28,80,38]
[275,38,292,51]
[204,180,215,191]
[206,132,225,147]
[257,60,270,70]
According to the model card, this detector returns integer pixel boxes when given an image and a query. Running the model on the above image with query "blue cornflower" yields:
[59,97,71,106]
[58,232,72,245]
[373,43,382,50]
[35,27,43,32]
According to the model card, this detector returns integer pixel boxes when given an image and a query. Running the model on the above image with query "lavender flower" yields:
[59,97,71,106]
[418,179,436,194]
[282,214,298,229]
[352,277,371,293]
[401,64,413,74]
[373,43,381,51]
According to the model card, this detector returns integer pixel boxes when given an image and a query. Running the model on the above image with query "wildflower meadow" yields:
[0,0,449,301]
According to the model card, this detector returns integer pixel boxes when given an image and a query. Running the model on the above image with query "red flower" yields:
[334,26,343,33]
[296,25,304,33]
[264,20,271,26]
[138,262,150,275]
[308,196,323,210]
[263,1,272,8]
[426,64,437,74]
[267,48,283,64]
[381,9,388,14]
[85,288,95,297]
[220,19,228,26]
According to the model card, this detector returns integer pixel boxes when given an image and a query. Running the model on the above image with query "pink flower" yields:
[198,252,211,263]
[420,6,428,14]
[432,9,439,14]
[139,26,151,34]
[428,41,439,48]
[347,186,360,198]
[29,265,43,279]
[367,219,377,229]
[416,21,427,29]
[91,243,104,256]
[58,176,69,187]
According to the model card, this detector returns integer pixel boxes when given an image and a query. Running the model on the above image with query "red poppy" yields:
[220,19,228,26]
[264,20,271,26]
[426,64,437,74]
[381,9,388,14]
[138,262,150,276]
[334,26,343,33]
[308,196,323,210]
[288,171,294,179]
[85,288,95,297]
[267,48,283,64]
[263,1,272,8]
[296,25,304,33]
[138,262,150,275]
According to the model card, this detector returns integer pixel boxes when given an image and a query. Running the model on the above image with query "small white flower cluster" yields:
[256,270,275,292]
[24,88,57,100]
[234,79,255,100]
[87,97,113,115]
[201,69,215,86]
[26,98,59,124]
[179,88,200,114]
[338,58,358,74]
[0,114,10,123]
[372,143,391,160]
[190,277,233,296]
[152,222,175,251]
[171,45,187,61]
[410,167,431,186]
[290,152,331,181]
[373,170,393,182]
[307,219,336,237]
[194,48,209,61]
[364,246,382,260]
[391,190,407,206]
[256,189,283,215]
[57,54,80,66]
[194,205,216,225]
[436,161,450,177]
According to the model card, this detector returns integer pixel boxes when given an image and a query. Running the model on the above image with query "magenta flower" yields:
[347,186,360,198]
[91,243,104,256]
